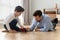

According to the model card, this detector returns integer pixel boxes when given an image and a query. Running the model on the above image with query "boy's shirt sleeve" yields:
[17,18,21,26]
[17,18,24,28]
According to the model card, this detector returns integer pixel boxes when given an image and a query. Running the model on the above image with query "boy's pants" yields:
[4,19,21,32]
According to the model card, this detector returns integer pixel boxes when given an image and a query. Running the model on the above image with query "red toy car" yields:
[20,28,28,32]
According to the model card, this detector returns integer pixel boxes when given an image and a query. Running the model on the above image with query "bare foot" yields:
[9,30,17,33]
[2,30,9,32]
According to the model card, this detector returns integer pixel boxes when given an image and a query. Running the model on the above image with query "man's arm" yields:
[29,19,37,31]
[39,17,53,32]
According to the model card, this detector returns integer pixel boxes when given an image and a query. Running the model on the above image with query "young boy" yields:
[29,10,58,32]
[3,6,24,32]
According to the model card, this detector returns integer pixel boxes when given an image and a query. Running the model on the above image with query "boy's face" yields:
[15,11,22,16]
[34,16,42,22]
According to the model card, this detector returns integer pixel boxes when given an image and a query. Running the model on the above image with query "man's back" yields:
[30,14,54,32]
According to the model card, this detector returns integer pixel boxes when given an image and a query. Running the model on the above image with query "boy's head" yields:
[33,10,42,22]
[14,6,24,16]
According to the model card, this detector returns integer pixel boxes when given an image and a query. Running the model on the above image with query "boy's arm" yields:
[6,22,11,31]
[17,18,24,28]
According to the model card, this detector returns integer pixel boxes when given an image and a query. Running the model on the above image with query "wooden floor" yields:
[0,26,60,40]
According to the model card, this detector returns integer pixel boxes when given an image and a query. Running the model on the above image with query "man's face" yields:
[34,16,42,22]
[15,11,22,16]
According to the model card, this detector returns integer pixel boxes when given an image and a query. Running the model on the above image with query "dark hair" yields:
[15,6,24,12]
[33,10,42,17]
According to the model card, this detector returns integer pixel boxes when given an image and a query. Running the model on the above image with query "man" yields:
[3,6,25,32]
[29,10,58,32]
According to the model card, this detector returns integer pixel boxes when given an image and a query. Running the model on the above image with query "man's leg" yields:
[51,18,58,29]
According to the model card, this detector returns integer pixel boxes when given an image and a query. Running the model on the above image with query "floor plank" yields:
[0,26,60,40]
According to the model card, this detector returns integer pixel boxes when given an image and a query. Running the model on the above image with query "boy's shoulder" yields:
[7,13,14,17]
[5,13,15,19]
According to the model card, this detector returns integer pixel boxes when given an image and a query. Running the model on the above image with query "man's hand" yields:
[26,28,30,31]
[35,29,40,31]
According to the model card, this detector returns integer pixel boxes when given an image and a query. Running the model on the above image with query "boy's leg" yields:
[2,24,9,32]
[51,18,58,29]
[11,25,21,32]
[4,24,8,30]
[9,19,21,32]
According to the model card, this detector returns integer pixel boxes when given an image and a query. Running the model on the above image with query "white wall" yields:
[30,0,60,13]
[29,0,60,21]
[0,0,24,24]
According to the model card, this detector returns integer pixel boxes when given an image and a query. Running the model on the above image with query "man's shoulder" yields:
[42,14,51,21]
[43,14,50,18]
[32,18,37,23]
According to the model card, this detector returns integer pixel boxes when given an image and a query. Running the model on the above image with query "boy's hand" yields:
[21,27,24,29]
[20,25,24,29]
